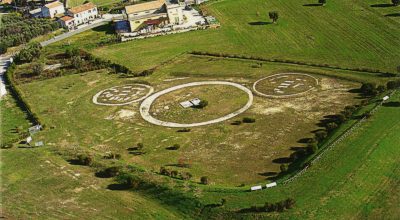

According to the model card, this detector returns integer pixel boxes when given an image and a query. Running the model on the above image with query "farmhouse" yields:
[67,2,98,26]
[58,2,98,30]
[41,1,65,18]
[124,0,183,33]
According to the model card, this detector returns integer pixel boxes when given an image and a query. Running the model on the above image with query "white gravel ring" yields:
[140,81,254,128]
[253,73,319,98]
[93,84,154,106]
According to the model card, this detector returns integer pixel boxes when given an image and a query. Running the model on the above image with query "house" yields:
[124,0,183,33]
[29,8,42,18]
[58,15,75,30]
[41,1,65,18]
[67,2,98,26]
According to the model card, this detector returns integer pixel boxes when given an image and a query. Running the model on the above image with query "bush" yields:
[116,173,143,189]
[315,130,327,142]
[194,100,208,109]
[15,43,42,63]
[200,176,209,185]
[242,117,256,123]
[77,154,94,166]
[181,172,193,180]
[326,122,338,132]
[32,62,44,76]
[377,85,386,93]
[307,142,318,154]
[360,83,377,97]
[280,164,288,173]
[387,80,400,90]
[102,166,121,177]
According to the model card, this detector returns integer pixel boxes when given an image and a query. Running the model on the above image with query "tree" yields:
[221,198,227,206]
[392,0,400,6]
[315,130,327,142]
[280,164,288,172]
[200,176,209,185]
[326,122,338,132]
[377,85,386,93]
[242,117,256,123]
[307,142,318,154]
[269,11,279,23]
[387,80,400,90]
[77,154,93,166]
[319,0,326,5]
[360,83,377,96]
[32,62,44,76]
[71,56,84,69]
[181,172,193,180]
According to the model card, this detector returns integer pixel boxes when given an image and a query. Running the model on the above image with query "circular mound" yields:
[93,84,154,106]
[140,81,254,128]
[253,73,318,98]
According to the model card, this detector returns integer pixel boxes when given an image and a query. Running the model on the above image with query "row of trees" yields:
[0,13,59,54]
[240,198,295,213]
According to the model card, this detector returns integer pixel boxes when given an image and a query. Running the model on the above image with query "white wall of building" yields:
[42,4,65,18]
[69,7,98,25]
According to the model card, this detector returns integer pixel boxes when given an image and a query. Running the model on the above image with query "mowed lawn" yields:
[201,91,400,219]
[84,0,400,73]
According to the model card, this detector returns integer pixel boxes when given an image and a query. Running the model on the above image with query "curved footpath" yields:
[139,81,254,128]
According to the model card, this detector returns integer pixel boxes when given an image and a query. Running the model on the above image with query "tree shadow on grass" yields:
[371,3,394,7]
[272,157,292,164]
[67,159,82,165]
[385,13,400,17]
[248,21,272,25]
[258,171,278,177]
[107,183,131,190]
[297,138,313,144]
[303,3,323,6]
[382,101,400,107]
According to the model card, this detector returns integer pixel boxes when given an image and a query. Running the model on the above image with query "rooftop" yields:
[59,15,74,21]
[44,1,63,9]
[69,2,96,14]
[125,0,165,14]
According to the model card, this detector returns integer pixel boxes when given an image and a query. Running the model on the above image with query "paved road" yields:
[40,14,123,47]
[139,81,254,128]
[0,56,11,99]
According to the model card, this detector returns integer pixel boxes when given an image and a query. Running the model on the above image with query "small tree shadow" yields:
[272,157,292,164]
[67,159,82,165]
[385,13,400,17]
[303,3,323,6]
[107,183,131,190]
[383,102,400,107]
[371,3,394,7]
[297,138,313,144]
[258,171,278,177]
[248,21,271,25]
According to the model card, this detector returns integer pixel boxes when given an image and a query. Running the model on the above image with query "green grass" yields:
[200,91,400,219]
[0,94,31,145]
[0,148,185,219]
[67,0,121,7]
[48,0,400,73]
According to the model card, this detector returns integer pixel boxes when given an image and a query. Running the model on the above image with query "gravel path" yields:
[0,56,11,99]
[139,81,254,128]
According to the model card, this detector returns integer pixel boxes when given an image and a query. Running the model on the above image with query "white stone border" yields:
[140,81,254,128]
[93,84,154,106]
[253,73,319,98]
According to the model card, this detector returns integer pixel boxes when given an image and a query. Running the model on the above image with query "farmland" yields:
[1,0,400,218]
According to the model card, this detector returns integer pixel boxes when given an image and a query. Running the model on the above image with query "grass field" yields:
[2,0,400,218]
[13,56,364,186]
[67,0,121,7]
[0,94,31,146]
[47,0,400,73]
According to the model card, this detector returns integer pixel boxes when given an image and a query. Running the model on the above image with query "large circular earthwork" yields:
[253,73,319,98]
[93,84,154,106]
[139,81,254,128]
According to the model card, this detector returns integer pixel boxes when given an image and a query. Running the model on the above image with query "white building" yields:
[41,1,65,18]
[67,2,98,26]
[58,15,75,30]
[166,0,184,25]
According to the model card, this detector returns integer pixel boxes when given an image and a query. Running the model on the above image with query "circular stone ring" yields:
[139,81,254,128]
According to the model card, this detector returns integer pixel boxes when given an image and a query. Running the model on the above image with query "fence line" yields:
[283,90,398,184]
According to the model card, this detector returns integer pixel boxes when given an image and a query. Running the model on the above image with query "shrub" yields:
[77,154,94,166]
[326,122,338,132]
[268,11,279,23]
[103,166,121,177]
[181,172,193,180]
[360,83,377,96]
[307,142,318,154]
[200,176,209,185]
[194,100,208,109]
[392,0,399,6]
[280,164,288,173]
[319,0,326,5]
[32,62,44,76]
[242,117,256,123]
[387,80,400,90]
[116,173,143,189]
[377,85,386,93]
[315,130,327,142]
[170,170,179,178]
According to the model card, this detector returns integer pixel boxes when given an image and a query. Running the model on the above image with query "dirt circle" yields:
[93,84,154,106]
[253,73,318,98]
[140,81,254,128]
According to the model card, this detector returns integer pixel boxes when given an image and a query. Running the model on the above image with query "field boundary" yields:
[284,89,398,184]
[189,51,399,77]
